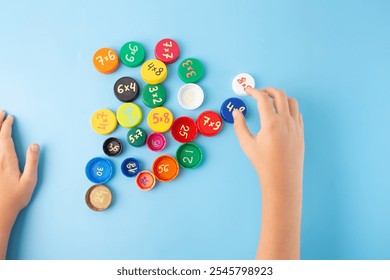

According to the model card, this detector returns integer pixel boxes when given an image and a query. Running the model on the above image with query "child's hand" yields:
[232,87,304,197]
[0,111,40,259]
[0,111,40,216]
[232,87,304,260]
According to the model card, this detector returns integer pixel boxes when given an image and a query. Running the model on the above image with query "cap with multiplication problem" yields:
[220,97,247,124]
[141,59,167,84]
[120,41,145,67]
[141,84,167,108]
[154,38,180,64]
[116,103,143,128]
[127,127,147,147]
[196,111,223,137]
[113,77,140,102]
[91,108,118,135]
[232,73,255,96]
[147,107,173,133]
[178,58,204,83]
[92,48,119,74]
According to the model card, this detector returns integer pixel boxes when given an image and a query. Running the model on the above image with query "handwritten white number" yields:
[149,86,158,93]
[183,157,193,164]
[179,125,190,139]
[96,167,104,176]
[152,97,162,104]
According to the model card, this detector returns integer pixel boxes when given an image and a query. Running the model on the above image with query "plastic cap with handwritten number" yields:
[92,48,119,74]
[152,155,179,182]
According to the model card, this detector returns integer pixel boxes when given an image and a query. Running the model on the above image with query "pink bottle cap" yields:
[146,132,166,152]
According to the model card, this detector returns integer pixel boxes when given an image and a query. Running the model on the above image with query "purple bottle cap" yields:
[146,132,166,152]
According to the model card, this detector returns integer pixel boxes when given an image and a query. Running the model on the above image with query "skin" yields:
[0,111,40,260]
[233,87,304,260]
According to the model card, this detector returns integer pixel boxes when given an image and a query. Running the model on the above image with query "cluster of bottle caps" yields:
[85,38,255,212]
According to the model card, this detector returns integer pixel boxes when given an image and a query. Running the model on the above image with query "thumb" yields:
[20,144,40,188]
[232,109,254,152]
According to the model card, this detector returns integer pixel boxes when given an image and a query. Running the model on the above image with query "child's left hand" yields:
[0,111,40,216]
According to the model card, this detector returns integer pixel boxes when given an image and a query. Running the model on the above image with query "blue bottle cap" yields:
[85,157,113,184]
[220,97,247,124]
[121,157,141,177]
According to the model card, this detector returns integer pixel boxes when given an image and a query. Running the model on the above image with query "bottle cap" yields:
[85,157,113,184]
[135,170,156,191]
[85,184,113,211]
[152,155,179,182]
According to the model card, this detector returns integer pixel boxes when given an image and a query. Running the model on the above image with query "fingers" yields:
[245,87,275,122]
[20,144,40,189]
[0,115,14,138]
[232,109,254,152]
[288,97,299,119]
[262,87,290,116]
[299,113,304,128]
[0,110,6,129]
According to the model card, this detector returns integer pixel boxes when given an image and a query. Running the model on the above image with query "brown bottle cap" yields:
[85,184,112,211]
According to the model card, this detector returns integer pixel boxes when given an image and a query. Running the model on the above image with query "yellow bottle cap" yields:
[140,59,168,84]
[116,103,143,128]
[147,107,174,133]
[91,108,118,135]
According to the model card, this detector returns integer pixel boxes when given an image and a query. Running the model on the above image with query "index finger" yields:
[0,110,6,129]
[0,115,14,139]
[262,87,290,116]
[245,87,275,122]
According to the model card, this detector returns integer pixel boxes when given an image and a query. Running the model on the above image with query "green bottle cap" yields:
[127,127,147,147]
[141,84,167,108]
[176,142,203,169]
[178,58,204,83]
[120,41,146,67]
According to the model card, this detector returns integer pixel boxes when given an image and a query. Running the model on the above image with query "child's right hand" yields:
[232,87,304,197]
[232,87,304,259]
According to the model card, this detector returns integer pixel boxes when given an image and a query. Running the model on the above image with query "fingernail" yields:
[0,110,5,115]
[232,109,238,119]
[30,144,40,152]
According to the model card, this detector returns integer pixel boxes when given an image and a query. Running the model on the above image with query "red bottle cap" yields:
[170,116,197,143]
[154,38,180,64]
[196,110,223,137]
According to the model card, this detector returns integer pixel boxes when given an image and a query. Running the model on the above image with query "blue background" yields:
[1,0,389,260]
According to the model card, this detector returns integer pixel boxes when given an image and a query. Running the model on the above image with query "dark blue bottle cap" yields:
[121,157,141,177]
[85,157,113,184]
[220,97,247,124]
